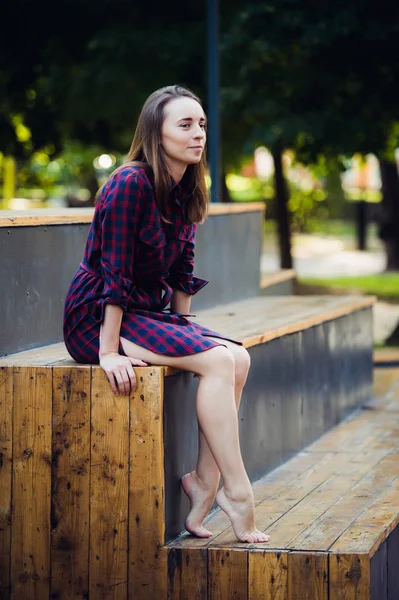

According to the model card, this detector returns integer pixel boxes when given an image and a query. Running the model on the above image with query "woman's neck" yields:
[164,158,187,184]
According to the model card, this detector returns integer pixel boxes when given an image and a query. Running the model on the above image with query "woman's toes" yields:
[186,523,212,538]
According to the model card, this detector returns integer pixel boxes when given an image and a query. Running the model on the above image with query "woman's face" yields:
[161,97,206,167]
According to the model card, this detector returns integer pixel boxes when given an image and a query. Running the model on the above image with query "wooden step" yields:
[0,294,375,366]
[167,370,399,599]
[374,347,399,367]
[259,269,296,295]
[0,295,376,598]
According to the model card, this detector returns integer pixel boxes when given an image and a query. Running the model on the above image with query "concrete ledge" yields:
[0,208,264,355]
[0,202,265,227]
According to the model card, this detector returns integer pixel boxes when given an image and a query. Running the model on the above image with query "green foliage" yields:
[221,1,399,163]
[0,1,208,156]
[300,274,399,301]
[9,144,123,201]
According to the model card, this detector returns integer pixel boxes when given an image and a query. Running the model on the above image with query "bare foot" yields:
[216,487,270,543]
[181,472,217,538]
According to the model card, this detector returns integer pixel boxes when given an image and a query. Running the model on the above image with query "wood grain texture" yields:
[167,547,208,599]
[373,368,399,397]
[214,452,354,548]
[260,270,296,289]
[11,367,52,600]
[90,367,129,599]
[0,203,264,227]
[129,367,167,599]
[374,348,399,365]
[329,553,370,599]
[327,452,399,557]
[0,367,12,597]
[208,548,248,600]
[51,367,91,599]
[172,452,329,550]
[0,297,374,370]
[248,551,288,600]
[287,552,328,600]
[286,448,396,552]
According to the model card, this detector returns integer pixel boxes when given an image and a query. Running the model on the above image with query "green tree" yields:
[221,1,399,268]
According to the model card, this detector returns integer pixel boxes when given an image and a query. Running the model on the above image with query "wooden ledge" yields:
[0,295,375,369]
[0,203,265,228]
[260,269,296,289]
[374,347,399,365]
[166,373,399,597]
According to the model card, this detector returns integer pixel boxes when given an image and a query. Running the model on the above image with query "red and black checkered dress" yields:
[63,165,241,364]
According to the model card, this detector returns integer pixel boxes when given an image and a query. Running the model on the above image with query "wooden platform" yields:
[260,269,296,295]
[0,295,375,367]
[0,202,265,227]
[167,368,399,599]
[0,295,377,598]
[374,347,399,367]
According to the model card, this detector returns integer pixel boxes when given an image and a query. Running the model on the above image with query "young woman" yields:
[64,85,270,544]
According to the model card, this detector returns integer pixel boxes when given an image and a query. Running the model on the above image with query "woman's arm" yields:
[170,289,192,314]
[166,224,209,296]
[98,170,148,394]
[99,304,123,357]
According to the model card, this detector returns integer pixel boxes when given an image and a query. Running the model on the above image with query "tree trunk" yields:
[220,170,232,203]
[378,157,399,271]
[272,140,293,269]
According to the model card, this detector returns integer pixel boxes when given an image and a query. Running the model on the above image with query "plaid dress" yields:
[63,165,241,364]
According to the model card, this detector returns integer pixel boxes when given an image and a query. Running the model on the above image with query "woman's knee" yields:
[201,345,235,379]
[234,346,251,389]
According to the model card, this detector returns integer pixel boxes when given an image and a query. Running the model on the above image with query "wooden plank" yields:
[283,448,397,552]
[11,366,52,599]
[196,296,375,350]
[208,548,248,600]
[0,203,264,227]
[167,547,208,599]
[0,297,375,370]
[306,393,398,454]
[172,452,329,549]
[374,348,399,365]
[0,367,12,597]
[51,367,91,599]
[329,553,370,599]
[287,552,328,600]
[260,270,295,289]
[248,550,288,600]
[0,208,95,226]
[90,367,129,599]
[327,476,399,556]
[373,368,399,397]
[129,367,167,599]
[0,343,70,367]
[213,451,364,547]
[265,450,398,552]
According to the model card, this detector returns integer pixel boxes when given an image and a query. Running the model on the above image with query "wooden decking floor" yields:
[167,369,399,598]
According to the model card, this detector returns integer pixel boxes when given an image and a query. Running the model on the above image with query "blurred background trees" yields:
[1,0,399,273]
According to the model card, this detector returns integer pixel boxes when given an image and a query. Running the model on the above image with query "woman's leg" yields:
[120,336,269,544]
[182,339,251,536]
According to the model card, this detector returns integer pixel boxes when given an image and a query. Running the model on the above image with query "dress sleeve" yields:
[166,224,209,295]
[99,171,142,310]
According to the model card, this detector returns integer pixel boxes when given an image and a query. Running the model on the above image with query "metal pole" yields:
[207,0,220,203]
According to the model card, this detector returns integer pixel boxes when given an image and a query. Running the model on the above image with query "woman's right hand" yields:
[99,352,148,396]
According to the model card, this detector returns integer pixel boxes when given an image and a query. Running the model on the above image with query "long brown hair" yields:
[97,85,209,224]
